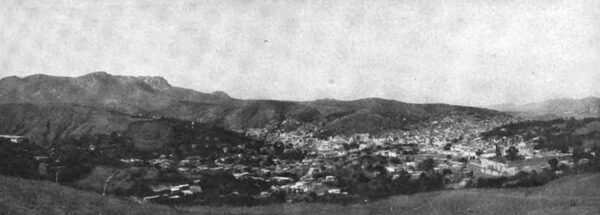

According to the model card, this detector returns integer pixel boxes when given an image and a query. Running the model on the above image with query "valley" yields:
[1,73,600,209]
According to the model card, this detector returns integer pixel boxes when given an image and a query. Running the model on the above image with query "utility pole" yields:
[52,166,65,183]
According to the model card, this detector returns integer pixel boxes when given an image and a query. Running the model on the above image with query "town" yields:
[110,115,591,205]
[1,115,598,206]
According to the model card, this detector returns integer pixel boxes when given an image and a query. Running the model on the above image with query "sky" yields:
[1,0,599,107]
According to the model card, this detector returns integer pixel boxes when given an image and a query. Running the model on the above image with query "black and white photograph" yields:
[1,0,599,214]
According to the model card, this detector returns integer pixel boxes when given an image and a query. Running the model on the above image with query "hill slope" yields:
[0,72,511,135]
[1,174,599,215]
[491,97,600,119]
[0,176,182,215]
[0,103,254,149]
[0,103,141,145]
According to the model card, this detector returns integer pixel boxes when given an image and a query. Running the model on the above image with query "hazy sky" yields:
[1,0,599,106]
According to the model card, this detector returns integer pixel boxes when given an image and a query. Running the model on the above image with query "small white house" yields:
[0,135,28,143]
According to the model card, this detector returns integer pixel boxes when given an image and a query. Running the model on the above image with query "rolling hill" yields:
[0,103,255,150]
[490,97,600,119]
[0,72,231,115]
[0,72,512,138]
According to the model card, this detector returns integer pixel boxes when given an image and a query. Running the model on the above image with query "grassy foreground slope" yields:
[1,174,600,215]
[0,176,185,215]
[186,174,600,215]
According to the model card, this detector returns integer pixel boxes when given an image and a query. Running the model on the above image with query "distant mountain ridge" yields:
[490,97,600,119]
[0,72,232,115]
[0,72,512,140]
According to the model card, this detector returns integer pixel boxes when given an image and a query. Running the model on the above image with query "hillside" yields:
[0,103,141,146]
[304,98,510,135]
[491,97,600,119]
[0,175,183,215]
[0,72,231,115]
[0,72,512,136]
[0,103,254,151]
[481,118,600,153]
[1,173,599,215]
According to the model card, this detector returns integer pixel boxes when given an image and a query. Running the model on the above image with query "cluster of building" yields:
[142,181,203,202]
[117,114,576,203]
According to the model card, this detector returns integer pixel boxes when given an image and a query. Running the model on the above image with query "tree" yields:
[418,158,436,172]
[390,157,402,164]
[442,169,452,175]
[0,138,42,179]
[572,147,585,164]
[495,145,503,158]
[475,149,483,157]
[443,143,452,151]
[505,146,520,161]
[548,158,559,171]
[559,144,569,154]
[343,142,359,150]
[273,141,285,155]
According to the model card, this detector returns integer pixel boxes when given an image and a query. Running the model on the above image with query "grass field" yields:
[1,174,599,215]
[0,176,182,215]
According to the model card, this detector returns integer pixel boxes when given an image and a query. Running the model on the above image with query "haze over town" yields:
[1,0,600,106]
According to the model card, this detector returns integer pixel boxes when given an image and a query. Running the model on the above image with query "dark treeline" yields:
[0,138,44,179]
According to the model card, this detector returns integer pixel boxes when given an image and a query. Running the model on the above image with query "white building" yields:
[0,135,28,143]
[473,158,519,176]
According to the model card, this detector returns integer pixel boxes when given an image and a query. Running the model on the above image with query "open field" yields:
[1,173,600,215]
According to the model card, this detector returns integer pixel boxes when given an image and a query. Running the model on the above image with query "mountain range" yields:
[490,97,600,119]
[7,72,597,145]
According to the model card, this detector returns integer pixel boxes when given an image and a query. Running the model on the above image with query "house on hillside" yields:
[375,150,399,158]
[0,135,28,143]
[144,183,202,202]
[148,184,170,195]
